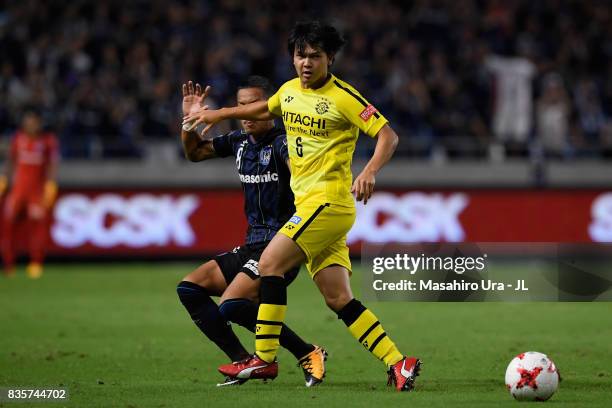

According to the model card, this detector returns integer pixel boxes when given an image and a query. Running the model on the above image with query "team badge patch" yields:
[259,147,272,166]
[289,215,302,224]
[359,104,378,121]
[315,98,330,115]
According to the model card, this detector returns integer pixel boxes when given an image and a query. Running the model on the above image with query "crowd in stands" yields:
[1,0,610,159]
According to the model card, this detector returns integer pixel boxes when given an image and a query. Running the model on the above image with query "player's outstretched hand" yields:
[183,106,223,136]
[181,81,212,134]
[181,81,210,117]
[351,170,375,205]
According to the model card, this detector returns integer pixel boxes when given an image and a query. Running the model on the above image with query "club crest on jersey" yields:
[259,147,272,165]
[289,215,302,225]
[359,104,378,121]
[315,98,330,115]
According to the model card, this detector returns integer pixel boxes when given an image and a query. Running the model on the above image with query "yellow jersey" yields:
[268,74,388,207]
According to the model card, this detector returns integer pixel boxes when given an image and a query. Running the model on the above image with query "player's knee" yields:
[257,256,284,277]
[176,280,199,305]
[182,265,225,295]
[191,273,215,290]
[181,270,199,284]
[220,285,258,304]
[183,264,212,285]
[323,292,353,313]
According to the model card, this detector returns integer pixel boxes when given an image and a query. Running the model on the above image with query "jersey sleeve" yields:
[211,132,236,158]
[9,134,18,162]
[335,83,388,138]
[267,84,284,117]
[46,134,60,165]
[275,135,290,163]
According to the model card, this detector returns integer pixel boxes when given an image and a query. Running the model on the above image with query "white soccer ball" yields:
[505,351,560,401]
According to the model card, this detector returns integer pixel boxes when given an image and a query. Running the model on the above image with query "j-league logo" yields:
[289,215,302,224]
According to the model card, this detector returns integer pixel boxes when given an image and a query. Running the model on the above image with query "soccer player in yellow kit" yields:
[184,21,421,391]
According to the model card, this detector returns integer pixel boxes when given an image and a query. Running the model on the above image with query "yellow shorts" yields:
[279,202,356,278]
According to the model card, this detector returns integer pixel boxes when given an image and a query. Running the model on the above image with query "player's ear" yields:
[328,53,335,66]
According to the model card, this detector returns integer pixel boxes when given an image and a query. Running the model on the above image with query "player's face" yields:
[293,44,331,89]
[237,87,273,138]
[22,113,42,137]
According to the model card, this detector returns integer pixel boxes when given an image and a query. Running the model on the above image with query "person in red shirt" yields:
[0,111,59,278]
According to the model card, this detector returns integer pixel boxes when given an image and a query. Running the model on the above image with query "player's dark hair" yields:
[237,75,274,97]
[288,20,346,58]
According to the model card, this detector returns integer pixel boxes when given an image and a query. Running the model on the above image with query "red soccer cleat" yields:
[387,357,421,392]
[218,354,278,380]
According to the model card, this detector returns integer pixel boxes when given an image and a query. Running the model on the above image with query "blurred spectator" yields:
[573,78,607,151]
[486,55,536,149]
[0,0,610,160]
[536,73,570,156]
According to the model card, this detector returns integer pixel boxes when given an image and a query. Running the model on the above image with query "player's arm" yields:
[352,124,399,204]
[43,160,58,207]
[0,137,16,197]
[184,100,278,135]
[181,130,217,162]
[277,135,291,173]
[46,157,58,183]
[43,136,60,208]
[0,164,10,197]
[180,81,218,161]
[334,82,398,204]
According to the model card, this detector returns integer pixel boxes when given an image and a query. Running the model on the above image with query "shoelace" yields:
[233,355,256,366]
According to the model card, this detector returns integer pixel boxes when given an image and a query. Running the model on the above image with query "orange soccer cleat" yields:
[298,345,327,387]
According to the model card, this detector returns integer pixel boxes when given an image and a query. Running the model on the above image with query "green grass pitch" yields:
[1,263,611,407]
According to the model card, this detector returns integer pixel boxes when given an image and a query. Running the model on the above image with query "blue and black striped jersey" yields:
[213,127,295,245]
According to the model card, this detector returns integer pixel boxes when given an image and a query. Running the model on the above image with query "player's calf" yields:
[176,281,249,361]
[337,299,404,366]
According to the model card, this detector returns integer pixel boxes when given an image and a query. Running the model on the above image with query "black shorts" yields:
[213,242,300,285]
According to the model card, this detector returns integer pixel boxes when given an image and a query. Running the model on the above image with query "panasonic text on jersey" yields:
[239,172,279,184]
